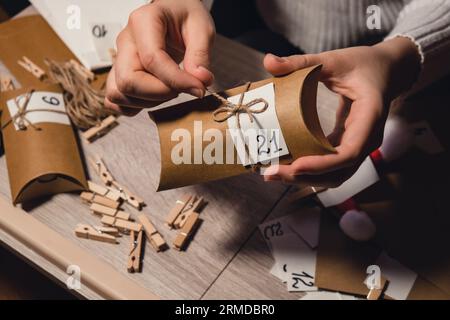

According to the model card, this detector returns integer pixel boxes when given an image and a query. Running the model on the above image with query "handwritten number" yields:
[42,96,60,106]
[263,222,283,240]
[92,24,107,38]
[257,131,283,156]
[291,271,314,288]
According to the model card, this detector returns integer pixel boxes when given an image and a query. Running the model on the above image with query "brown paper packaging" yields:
[151,65,335,191]
[0,83,87,204]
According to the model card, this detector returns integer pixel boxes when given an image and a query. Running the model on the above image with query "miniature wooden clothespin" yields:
[173,212,200,251]
[94,226,120,236]
[127,230,144,273]
[367,276,388,300]
[165,194,193,229]
[90,203,130,220]
[289,186,327,203]
[87,180,121,202]
[75,224,117,244]
[112,180,145,210]
[101,215,142,233]
[173,196,204,229]
[80,191,120,209]
[69,59,95,82]
[0,75,15,92]
[88,158,114,186]
[138,214,166,252]
[17,56,46,80]
[82,115,118,143]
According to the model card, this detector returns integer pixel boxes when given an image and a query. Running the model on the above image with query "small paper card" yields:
[89,22,123,63]
[317,156,379,207]
[7,91,70,130]
[226,83,290,166]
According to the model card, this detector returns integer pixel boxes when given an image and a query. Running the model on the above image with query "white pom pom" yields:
[379,116,414,162]
[339,210,376,241]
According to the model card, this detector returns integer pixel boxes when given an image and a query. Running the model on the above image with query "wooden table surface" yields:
[0,17,339,299]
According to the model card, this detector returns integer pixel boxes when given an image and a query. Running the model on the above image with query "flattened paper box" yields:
[151,65,335,191]
[0,84,87,204]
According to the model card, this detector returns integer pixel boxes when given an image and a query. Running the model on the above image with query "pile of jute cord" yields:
[45,59,116,129]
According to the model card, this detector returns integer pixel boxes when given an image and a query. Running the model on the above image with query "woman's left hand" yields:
[263,37,421,187]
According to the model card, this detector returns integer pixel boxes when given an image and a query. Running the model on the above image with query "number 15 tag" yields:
[226,83,290,166]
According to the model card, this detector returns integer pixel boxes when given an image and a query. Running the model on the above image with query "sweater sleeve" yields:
[385,0,450,87]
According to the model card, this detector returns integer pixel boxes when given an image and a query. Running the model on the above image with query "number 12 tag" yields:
[226,83,290,166]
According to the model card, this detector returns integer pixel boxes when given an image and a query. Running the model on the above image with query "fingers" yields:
[264,96,384,183]
[263,53,324,76]
[182,11,215,86]
[128,6,206,97]
[114,30,178,101]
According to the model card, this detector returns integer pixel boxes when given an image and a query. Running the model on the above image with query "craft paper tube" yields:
[151,65,335,191]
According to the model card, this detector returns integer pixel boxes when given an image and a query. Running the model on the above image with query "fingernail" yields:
[189,87,204,98]
[268,53,286,63]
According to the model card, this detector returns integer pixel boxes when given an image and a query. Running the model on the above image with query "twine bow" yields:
[210,82,268,129]
[1,89,67,131]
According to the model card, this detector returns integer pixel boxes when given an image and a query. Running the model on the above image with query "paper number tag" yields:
[6,91,69,130]
[90,22,123,63]
[226,83,290,166]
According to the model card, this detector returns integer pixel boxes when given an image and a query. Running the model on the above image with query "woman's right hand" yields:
[105,0,215,116]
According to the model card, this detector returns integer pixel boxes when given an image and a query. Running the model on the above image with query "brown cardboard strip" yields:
[0,195,157,299]
[151,65,335,191]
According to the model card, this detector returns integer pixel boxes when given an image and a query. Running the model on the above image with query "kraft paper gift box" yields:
[0,83,87,204]
[151,65,335,191]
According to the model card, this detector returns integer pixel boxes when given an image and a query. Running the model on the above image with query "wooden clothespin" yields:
[80,191,120,209]
[101,216,142,233]
[82,115,118,143]
[138,214,166,252]
[367,276,388,300]
[173,196,204,229]
[87,180,121,202]
[75,224,117,244]
[88,158,114,186]
[0,75,15,92]
[94,226,120,236]
[112,180,145,210]
[289,186,327,203]
[69,59,95,82]
[127,230,144,273]
[90,203,130,220]
[173,212,200,251]
[17,56,46,80]
[165,194,193,229]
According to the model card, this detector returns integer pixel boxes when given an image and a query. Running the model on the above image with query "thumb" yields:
[183,15,215,86]
[264,53,323,76]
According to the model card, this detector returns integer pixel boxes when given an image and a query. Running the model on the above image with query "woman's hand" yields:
[105,0,215,116]
[263,37,421,187]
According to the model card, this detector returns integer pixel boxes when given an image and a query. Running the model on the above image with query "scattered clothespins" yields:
[127,230,144,273]
[82,115,118,143]
[80,191,120,209]
[289,186,327,203]
[90,203,130,220]
[112,180,145,210]
[69,59,95,82]
[101,215,142,233]
[87,180,121,202]
[173,212,200,251]
[17,56,46,80]
[367,276,388,300]
[89,157,114,186]
[173,196,204,229]
[0,75,15,92]
[75,224,117,244]
[165,194,193,229]
[138,214,166,252]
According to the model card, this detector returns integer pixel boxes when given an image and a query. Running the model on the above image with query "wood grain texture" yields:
[0,35,289,299]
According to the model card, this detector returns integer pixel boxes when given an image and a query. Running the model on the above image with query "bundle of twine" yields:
[45,59,116,129]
